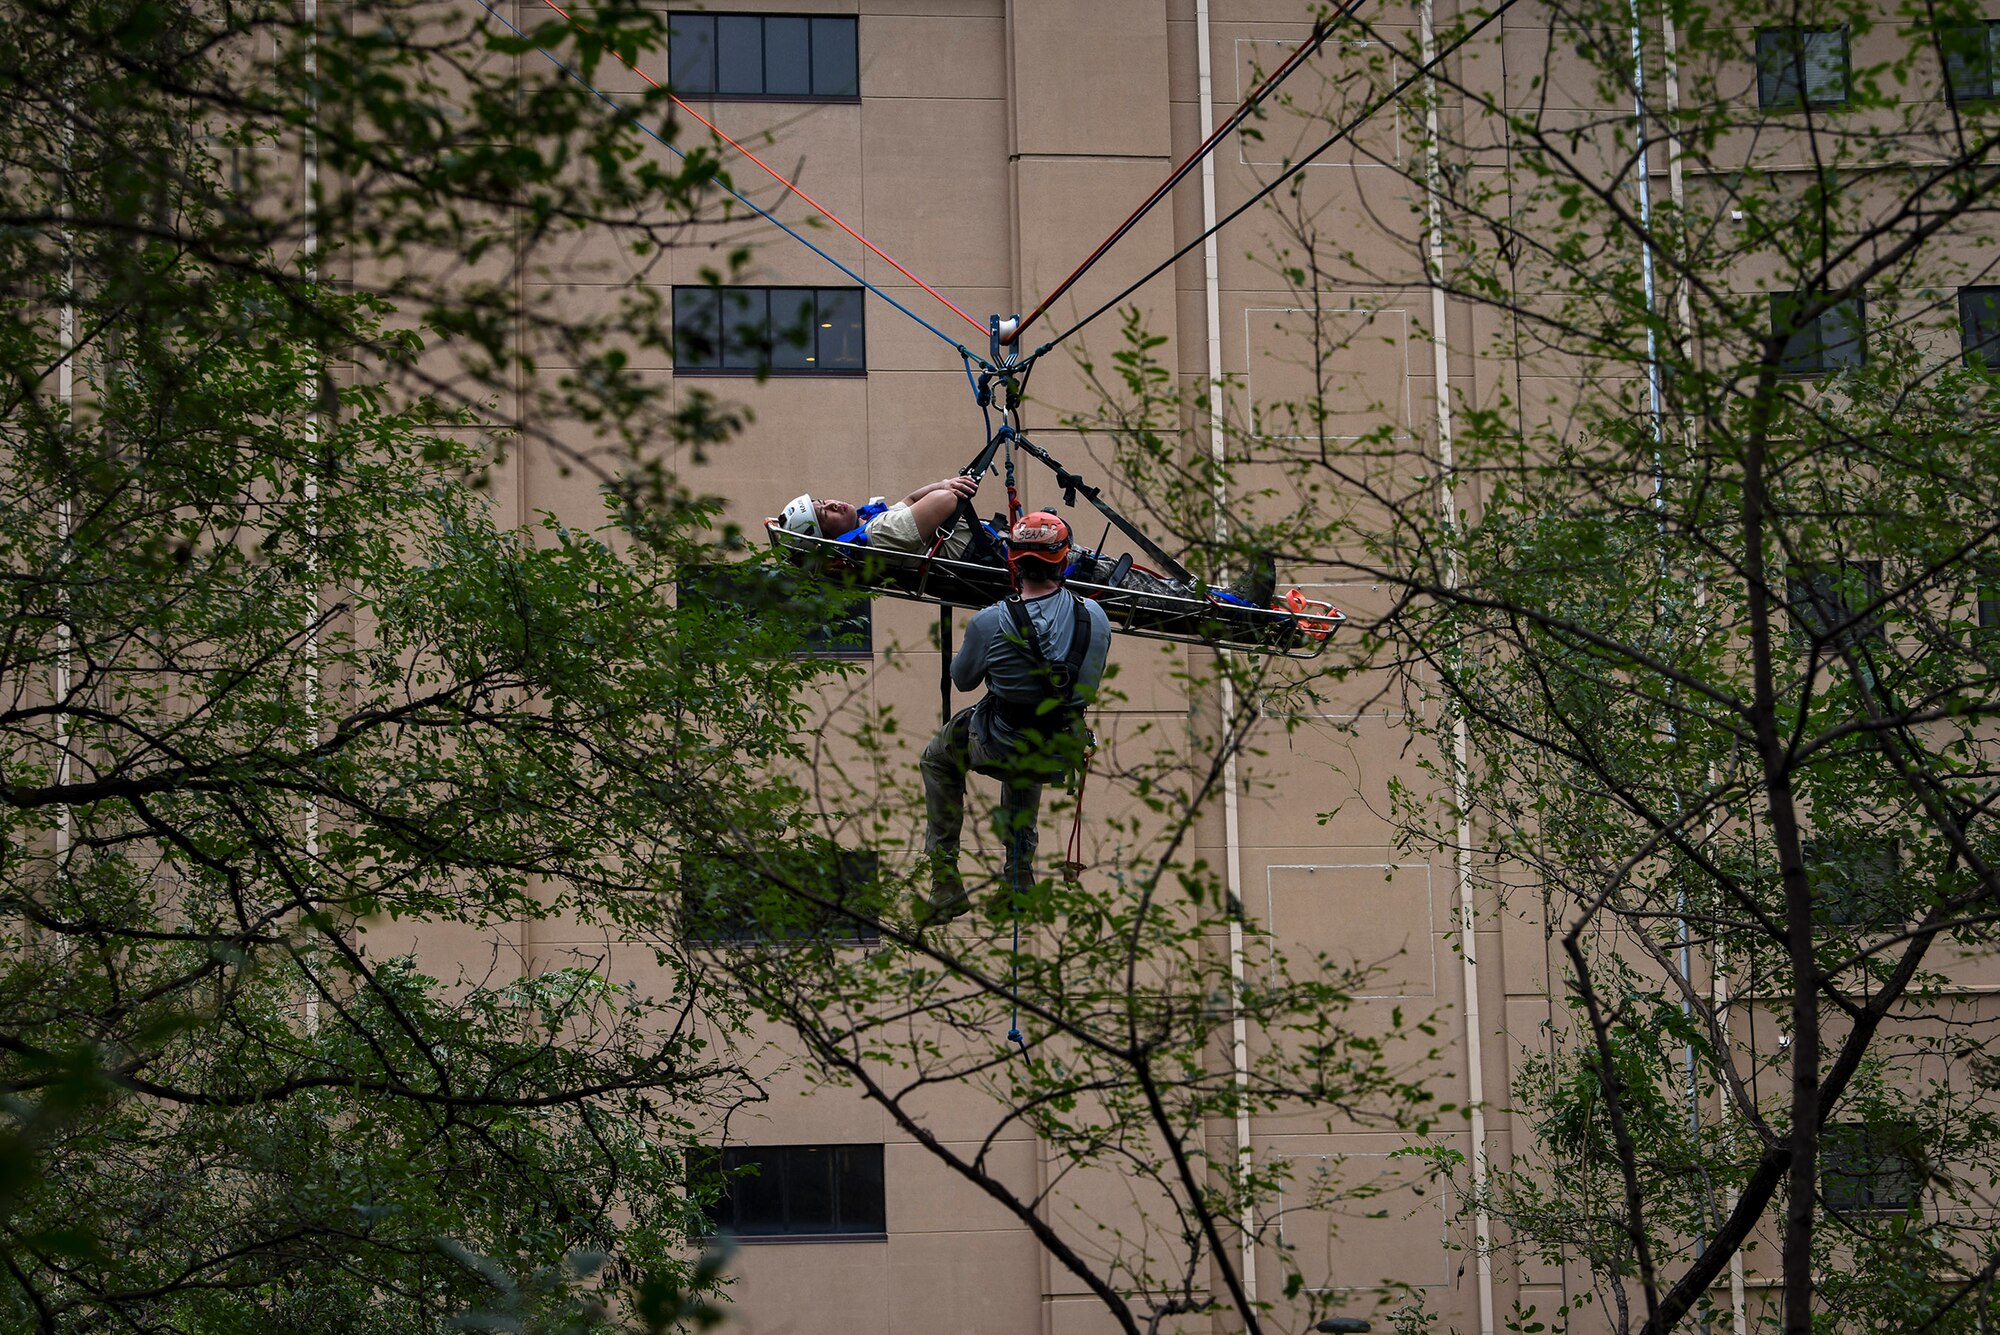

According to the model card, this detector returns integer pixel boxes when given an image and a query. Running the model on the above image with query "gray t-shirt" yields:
[954,588,1112,752]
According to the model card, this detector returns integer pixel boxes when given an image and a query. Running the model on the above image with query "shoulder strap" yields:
[1003,596,1046,663]
[1062,598,1092,684]
[1002,594,1090,699]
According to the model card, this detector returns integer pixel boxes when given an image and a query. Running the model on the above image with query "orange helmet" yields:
[1007,510,1072,577]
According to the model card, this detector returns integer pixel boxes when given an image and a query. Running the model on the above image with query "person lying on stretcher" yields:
[777,476,1277,607]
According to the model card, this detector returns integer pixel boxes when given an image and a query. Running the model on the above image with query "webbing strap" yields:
[1009,433,1196,585]
[952,423,1195,588]
[991,596,1092,731]
[1003,597,1093,689]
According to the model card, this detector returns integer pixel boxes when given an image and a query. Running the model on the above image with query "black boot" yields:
[918,854,971,925]
[1226,551,1278,606]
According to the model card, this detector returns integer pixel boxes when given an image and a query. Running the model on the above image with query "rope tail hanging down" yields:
[995,320,1031,1056]
[1007,844,1028,1052]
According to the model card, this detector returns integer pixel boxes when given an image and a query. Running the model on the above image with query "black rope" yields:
[939,604,953,727]
[1040,0,1525,353]
[1009,5,1358,346]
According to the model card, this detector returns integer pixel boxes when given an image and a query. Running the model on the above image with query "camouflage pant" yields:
[920,707,1043,902]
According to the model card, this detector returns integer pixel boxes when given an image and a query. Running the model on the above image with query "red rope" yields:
[1062,745,1092,882]
[532,0,988,337]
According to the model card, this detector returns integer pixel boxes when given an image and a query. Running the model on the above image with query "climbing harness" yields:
[988,588,1096,1059]
[994,595,1093,734]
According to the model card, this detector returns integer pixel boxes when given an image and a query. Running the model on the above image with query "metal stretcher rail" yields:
[767,524,1343,659]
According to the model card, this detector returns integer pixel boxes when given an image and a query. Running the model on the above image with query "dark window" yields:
[1771,292,1865,375]
[667,13,859,99]
[673,286,866,375]
[683,845,884,944]
[1968,560,2000,642]
[1787,561,1883,648]
[1960,286,2000,368]
[1804,834,1902,927]
[694,1144,886,1239]
[678,563,872,658]
[1757,27,1849,109]
[1822,1122,1923,1213]
[1939,22,2000,101]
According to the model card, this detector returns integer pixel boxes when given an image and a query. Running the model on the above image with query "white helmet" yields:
[779,493,820,537]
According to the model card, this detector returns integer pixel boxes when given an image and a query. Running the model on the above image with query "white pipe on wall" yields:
[55,79,75,877]
[301,0,322,1034]
[1195,0,1259,1309]
[1417,3,1496,1332]
[1656,16,1746,1333]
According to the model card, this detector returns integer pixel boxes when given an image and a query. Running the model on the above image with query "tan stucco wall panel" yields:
[1232,713,1432,850]
[885,1135,1036,1228]
[1008,0,1169,160]
[861,366,998,480]
[722,1240,891,1335]
[864,10,1006,102]
[1255,1127,1474,1295]
[860,97,1013,287]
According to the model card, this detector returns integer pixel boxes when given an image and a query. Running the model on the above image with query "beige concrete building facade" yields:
[627,6,1523,1331]
[388,1,2000,1332]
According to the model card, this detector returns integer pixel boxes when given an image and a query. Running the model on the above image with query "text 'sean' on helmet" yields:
[1007,510,1073,572]
[779,493,820,538]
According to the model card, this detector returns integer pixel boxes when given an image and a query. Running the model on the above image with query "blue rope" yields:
[473,1,969,354]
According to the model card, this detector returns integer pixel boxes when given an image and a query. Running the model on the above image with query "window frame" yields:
[1937,20,2000,102]
[1756,26,1851,110]
[1785,560,1885,649]
[1821,1121,1923,1214]
[1770,291,1866,376]
[682,845,885,946]
[1959,285,2000,368]
[672,285,867,377]
[693,1143,887,1241]
[666,12,860,102]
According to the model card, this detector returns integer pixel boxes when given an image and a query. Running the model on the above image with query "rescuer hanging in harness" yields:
[919,511,1113,925]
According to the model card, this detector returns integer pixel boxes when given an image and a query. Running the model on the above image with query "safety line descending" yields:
[1041,0,1524,354]
[1009,0,1362,346]
[475,0,980,352]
